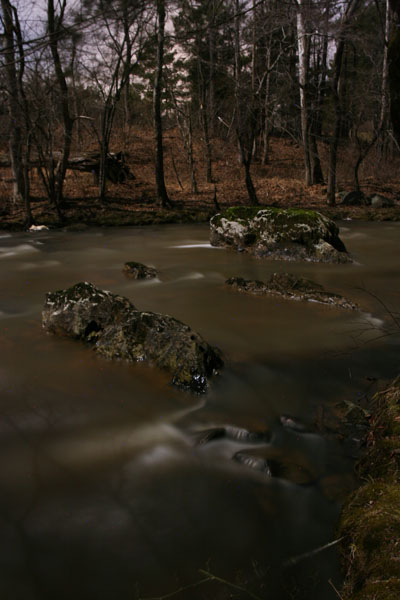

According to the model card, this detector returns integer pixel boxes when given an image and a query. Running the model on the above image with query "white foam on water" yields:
[0,244,40,259]
[138,277,162,286]
[360,312,385,329]
[170,243,218,249]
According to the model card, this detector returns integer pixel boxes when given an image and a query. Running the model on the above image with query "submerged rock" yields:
[210,206,351,263]
[123,261,157,279]
[42,282,223,393]
[226,273,358,309]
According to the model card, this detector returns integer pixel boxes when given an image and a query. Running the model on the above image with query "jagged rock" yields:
[233,451,272,476]
[226,273,358,309]
[123,261,157,279]
[192,425,270,446]
[42,282,223,393]
[210,207,351,263]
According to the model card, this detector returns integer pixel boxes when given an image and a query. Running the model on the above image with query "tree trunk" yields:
[327,0,361,205]
[388,0,400,145]
[234,0,259,205]
[262,45,272,165]
[1,0,25,207]
[153,0,172,208]
[48,0,74,222]
[11,3,33,225]
[296,1,312,186]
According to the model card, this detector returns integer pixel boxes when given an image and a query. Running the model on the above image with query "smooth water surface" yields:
[1,221,400,599]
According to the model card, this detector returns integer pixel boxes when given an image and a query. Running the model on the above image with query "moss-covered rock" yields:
[226,273,358,309]
[338,377,400,599]
[42,282,223,393]
[210,207,351,263]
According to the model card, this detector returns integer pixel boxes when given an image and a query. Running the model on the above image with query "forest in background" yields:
[1,0,400,227]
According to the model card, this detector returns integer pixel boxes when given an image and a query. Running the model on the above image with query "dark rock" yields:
[280,415,307,432]
[192,425,270,446]
[339,191,366,206]
[367,194,395,208]
[226,273,358,310]
[210,207,351,263]
[233,451,272,476]
[123,261,158,279]
[42,282,223,393]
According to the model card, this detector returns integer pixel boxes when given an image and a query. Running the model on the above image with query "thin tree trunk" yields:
[234,0,258,205]
[154,0,172,208]
[208,21,216,137]
[296,1,312,186]
[187,109,198,193]
[12,4,33,225]
[327,0,361,205]
[262,46,272,165]
[1,0,25,207]
[48,0,74,222]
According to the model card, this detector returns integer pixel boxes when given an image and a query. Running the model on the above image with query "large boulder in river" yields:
[210,207,351,263]
[226,273,358,309]
[42,282,223,393]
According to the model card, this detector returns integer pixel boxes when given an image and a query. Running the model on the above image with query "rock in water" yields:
[210,207,351,263]
[226,273,358,309]
[123,262,157,279]
[42,282,223,393]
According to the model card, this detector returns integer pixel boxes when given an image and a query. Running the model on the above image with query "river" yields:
[0,221,399,599]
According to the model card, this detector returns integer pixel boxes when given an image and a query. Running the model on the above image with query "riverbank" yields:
[338,377,400,599]
[1,195,400,232]
[1,133,400,231]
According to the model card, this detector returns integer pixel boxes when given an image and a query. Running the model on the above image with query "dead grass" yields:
[338,377,400,599]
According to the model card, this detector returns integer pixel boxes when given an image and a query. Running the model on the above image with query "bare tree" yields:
[47,0,74,220]
[0,0,26,210]
[154,0,173,208]
[234,0,259,205]
[327,0,361,206]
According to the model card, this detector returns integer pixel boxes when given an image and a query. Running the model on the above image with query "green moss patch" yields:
[338,377,400,599]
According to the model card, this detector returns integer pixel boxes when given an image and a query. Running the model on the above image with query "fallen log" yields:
[0,151,135,184]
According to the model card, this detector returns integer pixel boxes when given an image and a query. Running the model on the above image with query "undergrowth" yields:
[338,377,400,599]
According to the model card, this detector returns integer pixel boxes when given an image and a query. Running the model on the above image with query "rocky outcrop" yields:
[210,206,351,263]
[123,261,157,279]
[226,273,358,309]
[42,282,223,393]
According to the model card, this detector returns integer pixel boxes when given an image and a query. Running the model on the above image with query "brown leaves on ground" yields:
[1,128,400,228]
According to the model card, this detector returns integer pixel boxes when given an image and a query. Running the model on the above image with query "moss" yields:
[213,206,322,225]
[338,377,400,599]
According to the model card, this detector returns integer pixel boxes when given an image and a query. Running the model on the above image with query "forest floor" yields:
[1,128,400,230]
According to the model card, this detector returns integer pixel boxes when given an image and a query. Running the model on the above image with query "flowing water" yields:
[1,221,400,600]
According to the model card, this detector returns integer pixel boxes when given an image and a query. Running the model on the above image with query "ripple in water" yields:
[0,243,40,258]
